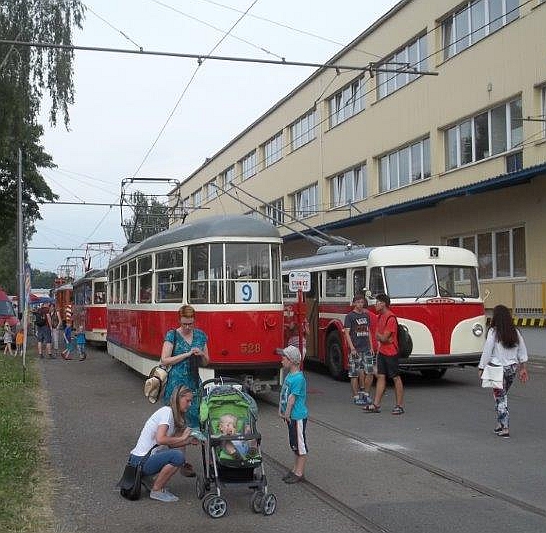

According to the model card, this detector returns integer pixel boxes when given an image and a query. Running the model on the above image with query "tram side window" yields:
[271,245,282,303]
[282,274,291,299]
[156,249,184,303]
[369,267,385,297]
[352,268,366,297]
[384,265,436,298]
[208,243,224,304]
[120,264,128,304]
[189,244,209,304]
[325,269,347,298]
[128,260,137,304]
[94,282,106,304]
[138,256,152,303]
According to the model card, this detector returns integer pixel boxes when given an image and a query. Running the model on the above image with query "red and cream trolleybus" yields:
[282,244,486,380]
[107,215,284,393]
[73,269,107,345]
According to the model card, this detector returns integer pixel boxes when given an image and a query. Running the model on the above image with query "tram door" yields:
[305,272,319,359]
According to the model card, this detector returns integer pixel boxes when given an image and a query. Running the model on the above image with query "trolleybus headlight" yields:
[472,324,484,337]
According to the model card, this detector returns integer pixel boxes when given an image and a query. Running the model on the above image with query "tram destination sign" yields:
[288,270,311,292]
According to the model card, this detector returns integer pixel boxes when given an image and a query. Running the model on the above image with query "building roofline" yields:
[285,162,546,241]
[179,0,410,185]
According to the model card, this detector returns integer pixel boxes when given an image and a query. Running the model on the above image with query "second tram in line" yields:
[106,215,284,393]
[73,269,108,345]
[282,244,486,379]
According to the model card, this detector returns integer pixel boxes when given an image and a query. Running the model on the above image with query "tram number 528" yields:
[241,343,261,354]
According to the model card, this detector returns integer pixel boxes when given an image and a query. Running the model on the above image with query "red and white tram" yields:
[107,215,284,393]
[283,244,486,379]
[73,269,107,345]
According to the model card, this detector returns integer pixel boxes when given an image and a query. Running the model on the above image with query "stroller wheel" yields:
[196,475,206,500]
[262,493,277,516]
[250,491,264,513]
[203,495,228,518]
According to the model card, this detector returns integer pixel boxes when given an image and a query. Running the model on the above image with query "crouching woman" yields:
[128,385,198,502]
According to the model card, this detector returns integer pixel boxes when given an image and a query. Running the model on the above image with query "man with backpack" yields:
[34,303,53,359]
[363,293,404,415]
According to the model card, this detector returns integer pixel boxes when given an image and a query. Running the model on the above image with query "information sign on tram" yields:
[288,271,311,292]
[235,281,259,303]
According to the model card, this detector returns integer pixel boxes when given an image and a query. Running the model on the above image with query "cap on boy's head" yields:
[275,345,301,365]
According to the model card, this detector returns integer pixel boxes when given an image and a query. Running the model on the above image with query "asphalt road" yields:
[39,347,546,533]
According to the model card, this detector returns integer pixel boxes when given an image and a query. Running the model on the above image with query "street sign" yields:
[288,270,311,292]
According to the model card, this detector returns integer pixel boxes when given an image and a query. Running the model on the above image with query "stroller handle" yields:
[200,376,245,389]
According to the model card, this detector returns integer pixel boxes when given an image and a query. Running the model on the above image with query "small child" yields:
[15,326,24,357]
[217,414,256,459]
[61,321,74,360]
[3,322,13,356]
[278,345,308,484]
[76,325,86,361]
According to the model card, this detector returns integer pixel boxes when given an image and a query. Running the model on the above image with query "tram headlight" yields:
[472,323,484,337]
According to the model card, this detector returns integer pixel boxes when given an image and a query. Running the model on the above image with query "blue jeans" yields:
[129,449,185,476]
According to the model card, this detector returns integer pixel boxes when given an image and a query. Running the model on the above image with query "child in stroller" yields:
[196,378,277,518]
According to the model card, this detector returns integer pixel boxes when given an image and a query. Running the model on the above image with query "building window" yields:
[447,226,526,279]
[291,110,316,150]
[293,183,318,219]
[442,0,519,60]
[192,189,202,208]
[377,34,427,100]
[264,132,283,167]
[445,97,522,170]
[182,197,190,212]
[329,77,365,127]
[222,165,235,190]
[241,150,257,180]
[379,137,430,192]
[205,179,217,201]
[265,197,284,226]
[330,164,367,208]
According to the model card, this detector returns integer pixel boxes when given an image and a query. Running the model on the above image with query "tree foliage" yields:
[0,1,85,290]
[123,191,170,244]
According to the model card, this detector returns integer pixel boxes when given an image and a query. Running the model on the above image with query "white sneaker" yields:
[150,489,179,502]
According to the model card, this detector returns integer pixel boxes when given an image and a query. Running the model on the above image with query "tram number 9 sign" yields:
[289,271,311,292]
[235,281,259,303]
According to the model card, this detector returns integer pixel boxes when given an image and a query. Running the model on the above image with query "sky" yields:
[29,0,399,278]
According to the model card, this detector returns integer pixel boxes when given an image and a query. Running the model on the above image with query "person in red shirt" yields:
[363,293,404,415]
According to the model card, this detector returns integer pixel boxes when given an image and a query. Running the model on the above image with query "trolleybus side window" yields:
[325,269,347,298]
[352,268,366,297]
[369,267,385,296]
[384,265,436,298]
[138,255,152,303]
[156,249,184,303]
[189,244,209,304]
[128,260,137,304]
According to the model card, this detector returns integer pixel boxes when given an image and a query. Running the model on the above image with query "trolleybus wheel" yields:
[326,332,345,380]
[420,369,447,379]
[250,491,264,513]
[261,493,277,515]
[203,495,227,518]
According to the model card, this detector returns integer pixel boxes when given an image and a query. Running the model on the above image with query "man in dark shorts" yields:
[34,304,53,359]
[363,293,405,415]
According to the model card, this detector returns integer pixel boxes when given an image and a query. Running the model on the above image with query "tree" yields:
[0,1,85,289]
[30,268,57,290]
[122,191,170,244]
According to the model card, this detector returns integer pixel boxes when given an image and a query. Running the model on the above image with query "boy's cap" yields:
[275,345,301,364]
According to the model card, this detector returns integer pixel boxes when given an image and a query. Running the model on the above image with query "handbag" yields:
[144,365,170,404]
[481,364,504,388]
[118,445,158,500]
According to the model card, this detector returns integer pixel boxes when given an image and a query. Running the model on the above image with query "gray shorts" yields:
[36,326,52,344]
[348,351,375,378]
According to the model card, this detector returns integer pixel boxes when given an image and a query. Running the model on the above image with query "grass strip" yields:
[0,353,53,532]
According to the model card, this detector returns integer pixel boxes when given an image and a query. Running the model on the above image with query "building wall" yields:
[171,0,546,313]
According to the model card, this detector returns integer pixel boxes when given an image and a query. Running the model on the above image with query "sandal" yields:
[181,462,196,477]
[362,403,381,413]
[391,405,405,415]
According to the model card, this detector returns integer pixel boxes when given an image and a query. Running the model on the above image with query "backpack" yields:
[34,312,46,327]
[395,320,413,358]
[50,312,60,329]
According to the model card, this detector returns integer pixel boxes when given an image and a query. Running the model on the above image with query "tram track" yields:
[259,397,546,522]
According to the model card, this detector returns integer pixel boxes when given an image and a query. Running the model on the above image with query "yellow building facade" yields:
[171,0,546,315]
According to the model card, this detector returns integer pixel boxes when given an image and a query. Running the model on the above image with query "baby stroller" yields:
[196,377,277,518]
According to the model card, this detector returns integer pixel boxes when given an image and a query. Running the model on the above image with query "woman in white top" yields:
[128,385,199,502]
[478,305,529,438]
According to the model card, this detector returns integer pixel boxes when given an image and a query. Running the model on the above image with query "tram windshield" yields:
[382,265,479,299]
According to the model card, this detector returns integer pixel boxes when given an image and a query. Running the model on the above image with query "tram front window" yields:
[384,265,436,299]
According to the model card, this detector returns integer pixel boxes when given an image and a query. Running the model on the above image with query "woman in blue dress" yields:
[161,305,209,432]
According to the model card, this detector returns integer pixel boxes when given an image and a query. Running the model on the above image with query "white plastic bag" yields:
[481,365,503,388]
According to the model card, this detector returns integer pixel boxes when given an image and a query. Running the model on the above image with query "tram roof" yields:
[110,215,281,267]
[73,269,107,286]
[283,245,374,271]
